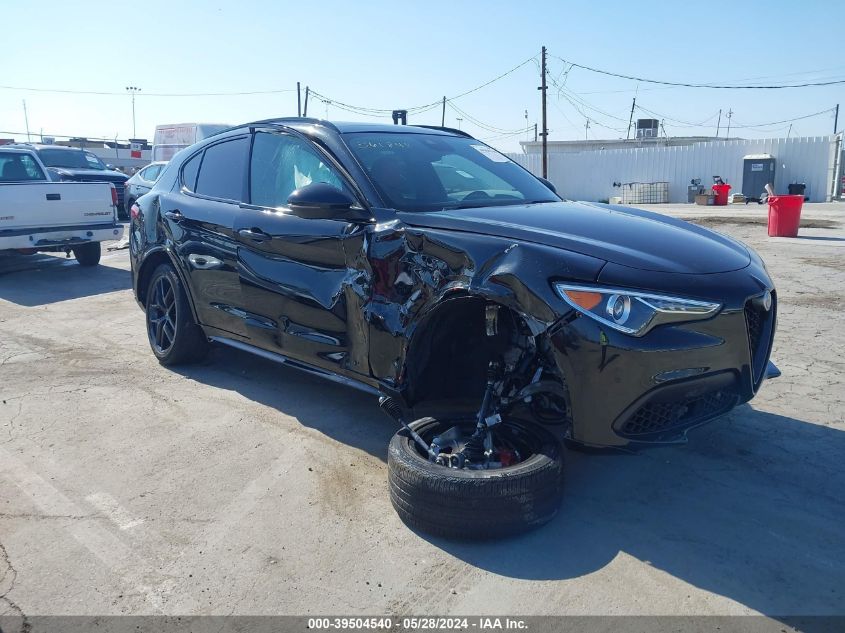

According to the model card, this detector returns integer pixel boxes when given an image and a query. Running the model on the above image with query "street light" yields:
[456,117,463,130]
[125,86,141,139]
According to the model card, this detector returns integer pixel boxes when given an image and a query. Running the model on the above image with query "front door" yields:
[233,130,368,375]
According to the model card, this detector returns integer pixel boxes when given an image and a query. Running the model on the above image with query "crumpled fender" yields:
[353,220,606,389]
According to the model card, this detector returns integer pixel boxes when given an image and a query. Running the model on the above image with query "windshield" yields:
[37,148,107,170]
[344,132,558,212]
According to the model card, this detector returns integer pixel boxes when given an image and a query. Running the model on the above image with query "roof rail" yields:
[245,117,341,134]
[415,125,475,139]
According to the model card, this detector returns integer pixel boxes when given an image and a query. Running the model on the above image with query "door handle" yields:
[163,209,183,221]
[237,228,271,242]
[46,193,61,201]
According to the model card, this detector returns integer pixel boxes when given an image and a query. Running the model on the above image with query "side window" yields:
[181,152,201,192]
[195,137,249,201]
[0,153,46,181]
[20,155,46,180]
[249,132,349,208]
[143,164,162,181]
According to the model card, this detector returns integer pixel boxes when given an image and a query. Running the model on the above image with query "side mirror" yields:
[538,177,557,194]
[286,182,370,221]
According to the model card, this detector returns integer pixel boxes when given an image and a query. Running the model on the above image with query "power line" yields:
[0,85,298,97]
[307,55,538,119]
[730,107,836,129]
[0,129,133,143]
[447,102,528,135]
[635,104,721,128]
[552,55,845,89]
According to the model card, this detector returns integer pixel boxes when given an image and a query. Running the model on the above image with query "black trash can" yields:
[788,183,806,196]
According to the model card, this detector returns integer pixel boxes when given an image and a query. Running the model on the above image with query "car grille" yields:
[744,292,776,387]
[618,389,737,438]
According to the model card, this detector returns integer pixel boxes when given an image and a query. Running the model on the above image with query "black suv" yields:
[12,144,129,218]
[130,119,777,538]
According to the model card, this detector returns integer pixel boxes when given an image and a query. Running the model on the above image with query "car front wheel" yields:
[388,416,564,539]
[145,264,208,365]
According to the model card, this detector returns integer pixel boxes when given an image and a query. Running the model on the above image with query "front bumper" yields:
[548,272,777,447]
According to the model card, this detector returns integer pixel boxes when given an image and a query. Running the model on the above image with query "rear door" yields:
[158,135,250,338]
[233,129,367,374]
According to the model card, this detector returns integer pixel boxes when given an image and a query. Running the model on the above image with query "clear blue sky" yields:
[1,0,843,152]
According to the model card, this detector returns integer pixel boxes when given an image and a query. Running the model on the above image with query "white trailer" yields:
[151,123,230,162]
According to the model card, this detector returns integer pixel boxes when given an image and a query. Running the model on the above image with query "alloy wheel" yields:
[147,275,177,354]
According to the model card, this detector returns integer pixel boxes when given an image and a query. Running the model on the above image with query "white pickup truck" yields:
[0,147,123,266]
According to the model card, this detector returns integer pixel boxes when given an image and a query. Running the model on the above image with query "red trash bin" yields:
[712,183,732,206]
[767,194,803,237]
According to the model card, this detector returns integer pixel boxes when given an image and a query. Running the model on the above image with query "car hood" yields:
[49,168,128,182]
[398,201,750,274]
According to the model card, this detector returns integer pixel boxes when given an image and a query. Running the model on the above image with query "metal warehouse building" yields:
[509,134,843,203]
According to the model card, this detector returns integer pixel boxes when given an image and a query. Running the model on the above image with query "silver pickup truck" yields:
[0,147,124,266]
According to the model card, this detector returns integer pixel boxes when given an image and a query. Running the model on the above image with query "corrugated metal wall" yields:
[507,136,839,203]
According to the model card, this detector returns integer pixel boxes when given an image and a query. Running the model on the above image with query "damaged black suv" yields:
[130,119,778,539]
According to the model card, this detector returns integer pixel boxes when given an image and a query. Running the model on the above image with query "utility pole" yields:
[534,123,538,142]
[297,82,302,117]
[538,45,548,178]
[726,109,733,139]
[626,97,636,140]
[585,119,590,140]
[716,108,722,137]
[456,117,463,130]
[835,104,840,134]
[441,96,446,127]
[303,86,310,117]
[22,100,31,141]
[125,86,141,139]
[787,123,793,140]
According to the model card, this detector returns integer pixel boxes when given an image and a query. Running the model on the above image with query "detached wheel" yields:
[388,417,564,540]
[72,242,101,266]
[145,264,208,365]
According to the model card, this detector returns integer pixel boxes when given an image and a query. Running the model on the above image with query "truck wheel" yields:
[72,242,101,267]
[388,417,564,540]
[145,264,208,365]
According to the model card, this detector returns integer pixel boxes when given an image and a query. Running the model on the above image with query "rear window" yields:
[180,153,201,192]
[194,137,249,201]
[0,153,47,181]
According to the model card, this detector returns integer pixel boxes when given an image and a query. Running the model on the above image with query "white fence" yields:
[507,135,841,203]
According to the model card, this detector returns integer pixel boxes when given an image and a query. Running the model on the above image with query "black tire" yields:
[388,417,564,540]
[72,242,101,267]
[145,263,208,366]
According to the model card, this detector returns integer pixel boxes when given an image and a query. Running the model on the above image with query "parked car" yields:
[125,161,167,215]
[130,119,778,539]
[0,147,123,265]
[7,143,130,220]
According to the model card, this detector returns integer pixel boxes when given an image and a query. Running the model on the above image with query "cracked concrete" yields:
[0,205,843,620]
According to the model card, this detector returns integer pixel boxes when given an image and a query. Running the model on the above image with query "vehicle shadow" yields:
[427,405,845,616]
[172,346,395,461]
[0,256,131,306]
[172,348,844,617]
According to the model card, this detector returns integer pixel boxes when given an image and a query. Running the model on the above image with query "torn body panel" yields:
[354,217,605,404]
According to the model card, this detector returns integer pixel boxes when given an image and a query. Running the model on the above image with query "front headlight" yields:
[554,283,721,336]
